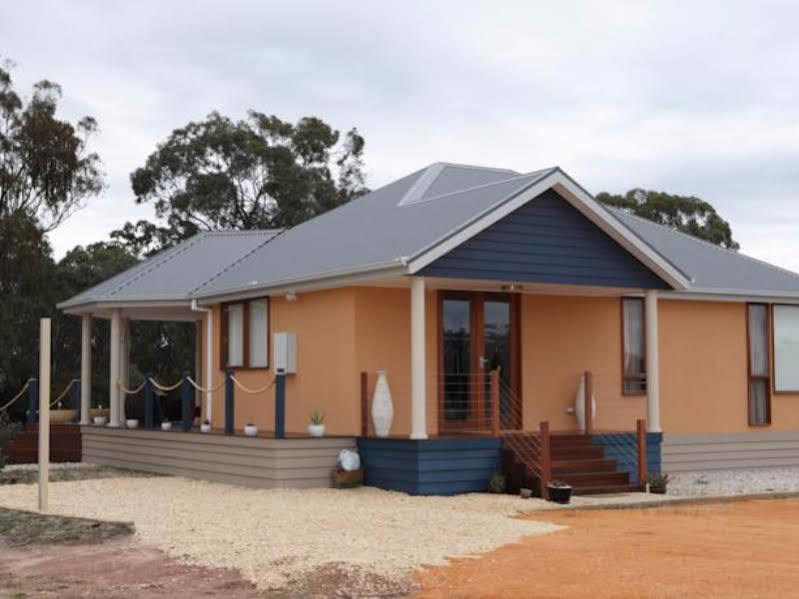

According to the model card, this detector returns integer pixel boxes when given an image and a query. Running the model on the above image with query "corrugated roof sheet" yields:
[59,162,799,309]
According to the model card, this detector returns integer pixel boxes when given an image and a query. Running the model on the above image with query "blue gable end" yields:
[420,189,670,289]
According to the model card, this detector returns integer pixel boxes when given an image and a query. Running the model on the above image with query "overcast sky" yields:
[2,1,798,270]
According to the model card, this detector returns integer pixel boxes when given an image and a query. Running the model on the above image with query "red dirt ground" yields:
[415,498,799,598]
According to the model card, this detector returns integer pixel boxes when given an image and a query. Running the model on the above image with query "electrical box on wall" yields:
[274,332,297,374]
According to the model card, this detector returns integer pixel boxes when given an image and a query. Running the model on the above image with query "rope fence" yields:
[118,380,147,395]
[50,378,80,408]
[229,374,276,395]
[0,379,33,412]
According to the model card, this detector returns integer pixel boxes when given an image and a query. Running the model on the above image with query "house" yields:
[58,163,799,494]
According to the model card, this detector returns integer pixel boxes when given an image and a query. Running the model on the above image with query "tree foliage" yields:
[113,111,367,257]
[0,59,103,231]
[596,188,740,250]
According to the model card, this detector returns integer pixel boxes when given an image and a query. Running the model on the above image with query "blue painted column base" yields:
[592,432,663,484]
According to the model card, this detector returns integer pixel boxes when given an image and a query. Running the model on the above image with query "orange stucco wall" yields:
[520,295,645,431]
[660,299,799,433]
[200,287,799,437]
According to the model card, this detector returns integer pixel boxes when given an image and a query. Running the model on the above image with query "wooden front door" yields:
[438,291,521,434]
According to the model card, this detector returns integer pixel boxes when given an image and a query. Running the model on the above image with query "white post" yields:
[119,317,129,424]
[410,277,427,439]
[109,309,121,427]
[38,318,51,512]
[645,290,661,433]
[194,321,202,407]
[80,314,92,425]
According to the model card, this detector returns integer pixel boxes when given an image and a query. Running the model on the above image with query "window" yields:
[222,298,269,368]
[622,298,646,395]
[773,305,799,393]
[747,304,770,425]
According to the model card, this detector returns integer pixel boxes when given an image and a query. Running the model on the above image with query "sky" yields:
[2,1,798,270]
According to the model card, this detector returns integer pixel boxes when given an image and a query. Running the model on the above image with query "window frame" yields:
[746,302,772,426]
[220,297,270,370]
[771,304,799,395]
[620,297,647,397]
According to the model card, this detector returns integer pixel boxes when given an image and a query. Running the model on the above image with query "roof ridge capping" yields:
[609,207,799,283]
[397,161,525,207]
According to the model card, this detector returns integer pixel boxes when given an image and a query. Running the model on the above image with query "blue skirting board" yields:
[357,437,502,495]
[592,432,663,484]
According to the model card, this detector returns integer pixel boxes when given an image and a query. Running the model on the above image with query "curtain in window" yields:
[773,305,799,392]
[623,299,644,370]
[249,299,268,367]
[748,304,769,376]
[227,304,244,367]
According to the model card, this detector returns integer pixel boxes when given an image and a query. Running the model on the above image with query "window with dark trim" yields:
[221,298,270,369]
[747,303,771,425]
[621,297,646,395]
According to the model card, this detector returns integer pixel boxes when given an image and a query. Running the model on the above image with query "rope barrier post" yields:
[144,375,154,429]
[274,368,286,439]
[71,380,81,423]
[225,368,234,435]
[27,378,39,426]
[181,372,192,432]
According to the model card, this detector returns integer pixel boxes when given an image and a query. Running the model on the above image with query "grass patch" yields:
[0,507,134,547]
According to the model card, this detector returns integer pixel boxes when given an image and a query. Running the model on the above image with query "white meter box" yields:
[274,332,297,373]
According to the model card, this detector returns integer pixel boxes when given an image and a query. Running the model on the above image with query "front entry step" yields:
[501,431,640,496]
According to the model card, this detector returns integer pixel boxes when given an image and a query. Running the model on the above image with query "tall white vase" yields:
[574,373,596,432]
[371,370,394,438]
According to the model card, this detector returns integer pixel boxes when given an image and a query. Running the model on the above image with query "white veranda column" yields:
[80,314,92,425]
[108,309,122,427]
[410,277,428,439]
[645,290,661,433]
[119,318,130,423]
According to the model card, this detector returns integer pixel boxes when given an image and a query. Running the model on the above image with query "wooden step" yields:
[550,445,604,460]
[551,458,617,475]
[555,471,630,487]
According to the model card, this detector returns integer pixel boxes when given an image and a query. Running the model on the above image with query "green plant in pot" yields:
[487,472,506,494]
[308,411,325,437]
[547,480,572,504]
[647,472,670,494]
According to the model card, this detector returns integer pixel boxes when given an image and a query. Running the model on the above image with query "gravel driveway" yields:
[0,477,562,590]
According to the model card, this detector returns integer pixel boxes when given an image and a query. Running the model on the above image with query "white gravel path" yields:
[0,477,562,590]
[668,466,799,497]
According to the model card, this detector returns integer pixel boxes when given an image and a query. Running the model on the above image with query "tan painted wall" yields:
[204,288,359,435]
[660,300,799,433]
[520,295,645,432]
[353,287,438,437]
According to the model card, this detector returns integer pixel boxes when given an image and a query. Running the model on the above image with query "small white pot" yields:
[161,421,172,431]
[200,423,212,433]
[93,416,107,426]
[244,424,258,437]
[126,419,139,429]
[308,423,325,437]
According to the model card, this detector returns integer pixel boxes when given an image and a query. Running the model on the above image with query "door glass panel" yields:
[483,300,511,425]
[442,299,471,422]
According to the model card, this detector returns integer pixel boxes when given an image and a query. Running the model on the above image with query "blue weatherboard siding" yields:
[357,437,502,495]
[593,432,663,484]
[421,189,670,289]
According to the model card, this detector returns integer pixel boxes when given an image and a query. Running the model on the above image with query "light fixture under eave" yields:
[501,284,523,292]
[285,291,298,302]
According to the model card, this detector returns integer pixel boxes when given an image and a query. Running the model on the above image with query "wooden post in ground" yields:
[583,370,593,435]
[637,418,648,487]
[274,369,286,439]
[27,378,38,425]
[38,318,51,513]
[180,373,192,432]
[144,376,154,429]
[490,370,500,437]
[360,372,369,437]
[539,420,551,500]
[225,368,234,435]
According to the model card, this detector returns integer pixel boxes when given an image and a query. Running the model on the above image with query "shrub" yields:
[488,472,506,494]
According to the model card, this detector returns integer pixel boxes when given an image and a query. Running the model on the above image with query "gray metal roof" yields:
[58,230,282,310]
[59,162,799,310]
[609,209,799,294]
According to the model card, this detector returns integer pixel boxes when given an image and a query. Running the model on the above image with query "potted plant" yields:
[126,418,139,429]
[89,403,109,420]
[547,480,572,504]
[647,472,670,494]
[200,419,212,433]
[308,411,325,437]
[244,422,258,436]
[161,420,172,431]
[92,413,107,426]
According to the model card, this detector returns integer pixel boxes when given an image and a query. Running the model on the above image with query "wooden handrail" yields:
[539,420,551,500]
[490,370,500,437]
[584,370,593,435]
[637,418,647,487]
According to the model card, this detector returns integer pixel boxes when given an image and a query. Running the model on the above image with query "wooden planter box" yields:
[333,468,363,489]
